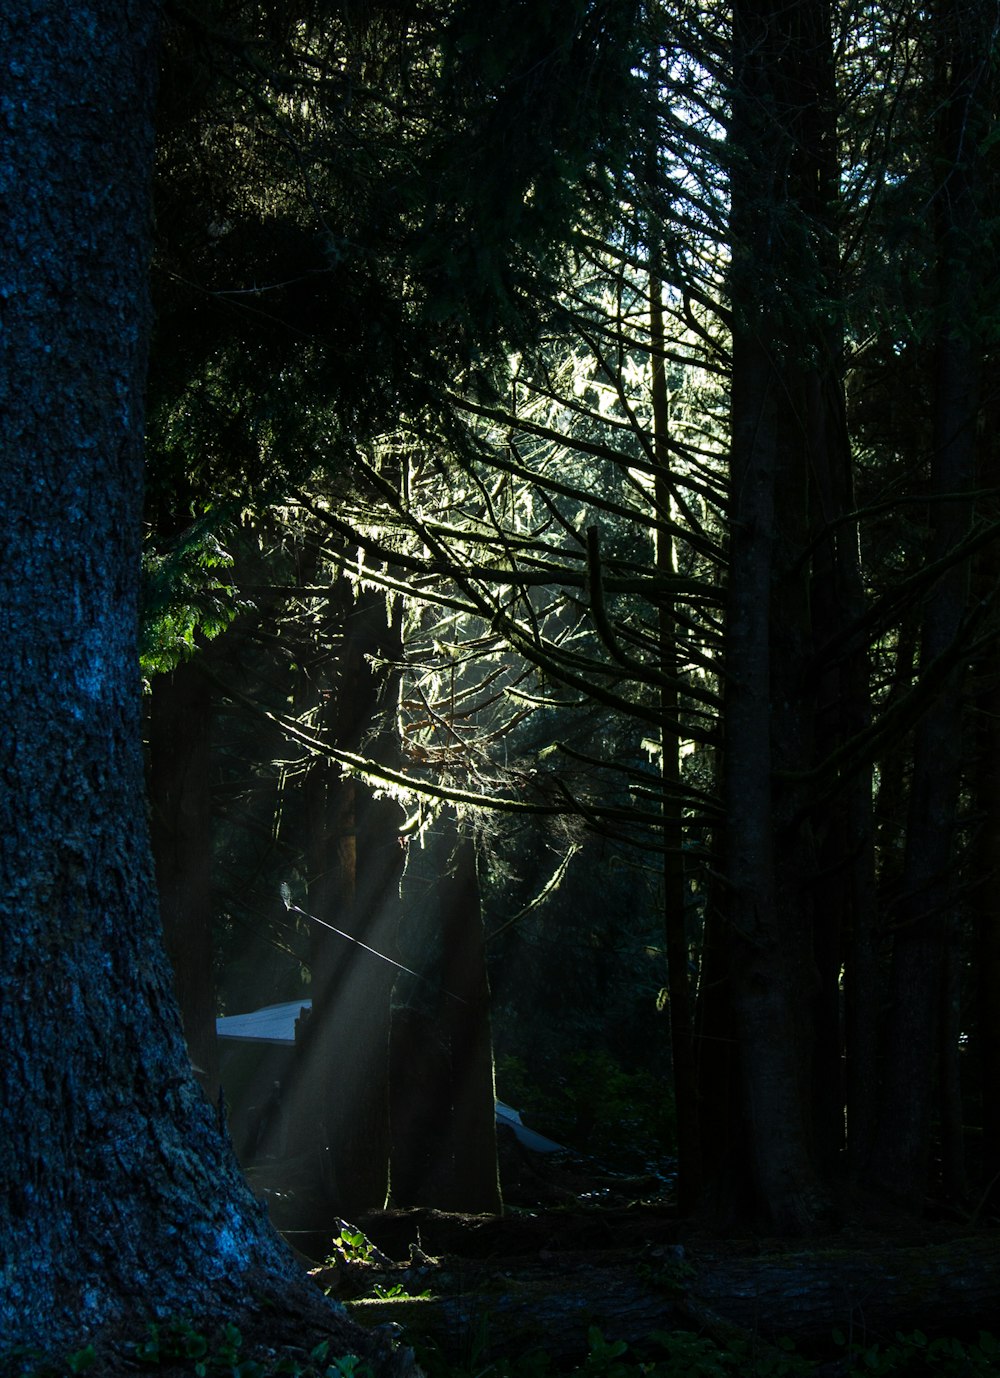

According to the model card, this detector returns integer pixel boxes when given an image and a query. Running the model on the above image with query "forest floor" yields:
[282,1137,1000,1377]
[52,1142,1000,1378]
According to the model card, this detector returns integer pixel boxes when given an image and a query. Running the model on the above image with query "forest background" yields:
[4,0,1000,1360]
[143,0,1000,1242]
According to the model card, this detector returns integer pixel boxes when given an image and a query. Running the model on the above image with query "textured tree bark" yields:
[388,819,501,1214]
[0,6,409,1368]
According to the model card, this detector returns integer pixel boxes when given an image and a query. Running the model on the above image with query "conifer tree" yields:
[0,3,396,1364]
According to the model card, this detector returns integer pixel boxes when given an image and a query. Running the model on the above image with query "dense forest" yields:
[3,0,1000,1372]
[146,0,1000,1222]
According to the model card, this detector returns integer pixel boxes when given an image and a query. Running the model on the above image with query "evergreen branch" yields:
[213,672,691,835]
[450,393,728,567]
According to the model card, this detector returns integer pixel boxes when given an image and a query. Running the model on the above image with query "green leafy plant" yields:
[328,1226,379,1265]
[834,1328,1000,1376]
[134,1318,252,1375]
[370,1281,432,1301]
[580,1326,811,1378]
[322,1354,372,1378]
[580,1327,633,1378]
[128,1319,379,1378]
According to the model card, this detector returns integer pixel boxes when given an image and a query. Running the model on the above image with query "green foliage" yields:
[580,1327,632,1378]
[574,1327,1000,1378]
[371,1281,433,1301]
[417,1324,812,1378]
[643,1329,809,1378]
[140,524,244,677]
[835,1328,1000,1377]
[128,1318,374,1378]
[135,1318,259,1375]
[327,1225,380,1264]
[414,1324,1000,1378]
[305,1346,373,1378]
[496,1050,676,1166]
[16,1321,1000,1378]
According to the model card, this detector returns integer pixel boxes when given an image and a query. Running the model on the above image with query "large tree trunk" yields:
[719,0,840,1232]
[870,0,988,1203]
[0,8,404,1368]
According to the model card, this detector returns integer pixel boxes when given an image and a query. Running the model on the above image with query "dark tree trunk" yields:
[0,7,400,1367]
[287,587,404,1218]
[973,658,1000,1203]
[649,238,701,1212]
[692,891,750,1225]
[939,929,966,1198]
[871,0,987,1202]
[720,0,845,1231]
[805,338,875,1175]
[148,660,220,1099]
[388,818,501,1214]
[971,451,1000,1204]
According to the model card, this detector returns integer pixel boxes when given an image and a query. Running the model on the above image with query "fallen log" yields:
[345,1265,680,1365]
[690,1233,1000,1348]
[330,1232,1000,1364]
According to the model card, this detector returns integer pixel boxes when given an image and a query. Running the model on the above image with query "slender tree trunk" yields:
[287,587,403,1217]
[771,351,875,1184]
[939,928,966,1198]
[972,652,1000,1204]
[693,888,750,1226]
[148,660,220,1099]
[649,242,701,1211]
[388,817,501,1214]
[971,408,1000,1203]
[800,168,876,1175]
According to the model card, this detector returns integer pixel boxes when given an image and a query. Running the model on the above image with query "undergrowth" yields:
[4,1319,373,1378]
[415,1324,1000,1378]
[10,1318,1000,1378]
